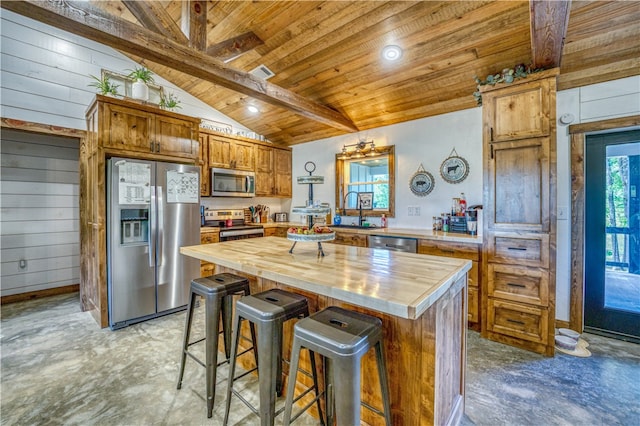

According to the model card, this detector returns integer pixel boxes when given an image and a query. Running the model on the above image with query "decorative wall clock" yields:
[409,164,435,196]
[440,148,469,184]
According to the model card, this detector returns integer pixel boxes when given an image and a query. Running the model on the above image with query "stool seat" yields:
[191,272,251,296]
[177,273,254,419]
[292,307,382,357]
[283,306,392,426]
[237,288,309,323]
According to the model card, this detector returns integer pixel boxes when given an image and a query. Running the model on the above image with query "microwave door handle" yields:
[156,186,164,267]
[245,175,250,192]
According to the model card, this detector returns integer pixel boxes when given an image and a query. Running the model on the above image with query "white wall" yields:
[0,9,250,134]
[1,130,80,296]
[292,107,484,227]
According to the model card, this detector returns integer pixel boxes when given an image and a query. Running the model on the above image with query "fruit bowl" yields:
[286,231,336,242]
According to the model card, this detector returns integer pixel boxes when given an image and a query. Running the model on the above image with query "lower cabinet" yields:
[264,226,287,237]
[418,239,482,330]
[332,232,368,247]
[200,229,220,277]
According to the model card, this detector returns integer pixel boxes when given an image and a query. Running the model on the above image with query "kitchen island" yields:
[180,237,471,425]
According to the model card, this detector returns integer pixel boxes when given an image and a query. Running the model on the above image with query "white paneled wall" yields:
[0,9,250,133]
[1,130,80,296]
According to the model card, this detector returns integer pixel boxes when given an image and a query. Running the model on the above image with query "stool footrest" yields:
[288,387,325,423]
[186,336,206,347]
[231,389,260,416]
[232,366,258,382]
[185,351,206,368]
[361,400,386,418]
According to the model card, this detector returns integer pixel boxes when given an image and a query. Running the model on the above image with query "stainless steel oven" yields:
[203,209,264,240]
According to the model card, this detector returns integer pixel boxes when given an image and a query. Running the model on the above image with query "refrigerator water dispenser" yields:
[120,209,149,244]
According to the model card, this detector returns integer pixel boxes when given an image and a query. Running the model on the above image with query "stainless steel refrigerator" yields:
[107,157,200,329]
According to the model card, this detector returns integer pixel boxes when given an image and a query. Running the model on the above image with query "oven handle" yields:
[220,228,264,238]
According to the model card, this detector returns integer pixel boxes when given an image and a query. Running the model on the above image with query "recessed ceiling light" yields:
[381,45,403,61]
[247,105,259,114]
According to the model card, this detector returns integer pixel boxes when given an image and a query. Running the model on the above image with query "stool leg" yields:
[282,335,302,425]
[223,311,243,426]
[308,350,325,426]
[205,293,222,418]
[375,341,392,426]
[324,359,334,426]
[332,356,361,425]
[257,319,279,426]
[220,294,233,360]
[177,291,197,390]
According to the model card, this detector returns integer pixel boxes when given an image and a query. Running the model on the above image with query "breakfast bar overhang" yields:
[180,236,471,425]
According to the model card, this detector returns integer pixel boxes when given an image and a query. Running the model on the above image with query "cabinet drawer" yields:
[487,299,548,344]
[468,286,479,323]
[488,264,548,306]
[418,240,479,261]
[486,232,548,267]
[332,232,367,247]
[201,231,220,244]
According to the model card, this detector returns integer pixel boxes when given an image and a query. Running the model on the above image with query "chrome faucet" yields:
[342,191,365,226]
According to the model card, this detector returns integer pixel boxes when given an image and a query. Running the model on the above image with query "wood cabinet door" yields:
[154,115,198,159]
[103,103,154,153]
[485,137,550,232]
[332,232,367,247]
[198,134,209,196]
[208,136,232,168]
[484,79,550,142]
[274,149,292,197]
[232,140,255,171]
[255,145,274,196]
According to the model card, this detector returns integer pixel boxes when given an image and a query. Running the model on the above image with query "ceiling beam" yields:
[529,0,571,68]
[122,0,188,44]
[2,1,358,133]
[207,31,265,62]
[186,1,207,51]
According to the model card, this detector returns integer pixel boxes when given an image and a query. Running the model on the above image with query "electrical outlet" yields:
[408,206,413,216]
[558,205,568,220]
[414,206,421,216]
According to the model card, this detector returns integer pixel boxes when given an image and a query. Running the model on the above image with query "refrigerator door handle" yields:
[149,185,157,268]
[156,186,164,267]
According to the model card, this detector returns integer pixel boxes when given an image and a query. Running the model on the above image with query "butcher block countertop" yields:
[180,236,471,320]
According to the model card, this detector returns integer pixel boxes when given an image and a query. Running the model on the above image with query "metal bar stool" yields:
[176,273,257,418]
[223,289,324,426]
[283,306,392,426]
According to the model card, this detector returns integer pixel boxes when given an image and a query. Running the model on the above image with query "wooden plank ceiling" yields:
[5,1,639,146]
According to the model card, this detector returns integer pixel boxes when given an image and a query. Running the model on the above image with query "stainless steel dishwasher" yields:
[368,235,418,253]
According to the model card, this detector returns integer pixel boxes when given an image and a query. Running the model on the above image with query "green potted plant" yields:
[127,66,154,101]
[88,74,119,96]
[159,92,181,111]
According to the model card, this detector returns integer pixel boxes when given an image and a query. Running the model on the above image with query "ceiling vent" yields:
[249,64,275,80]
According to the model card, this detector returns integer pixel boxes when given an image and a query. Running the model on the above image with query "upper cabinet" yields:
[206,132,255,171]
[483,76,552,142]
[100,97,199,160]
[200,128,292,198]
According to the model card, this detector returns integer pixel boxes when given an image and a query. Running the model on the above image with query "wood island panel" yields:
[181,237,469,425]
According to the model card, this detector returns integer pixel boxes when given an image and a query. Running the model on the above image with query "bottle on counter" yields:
[381,214,387,228]
[459,193,467,216]
[442,213,449,232]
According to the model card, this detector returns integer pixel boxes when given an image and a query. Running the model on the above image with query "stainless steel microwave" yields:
[210,167,255,197]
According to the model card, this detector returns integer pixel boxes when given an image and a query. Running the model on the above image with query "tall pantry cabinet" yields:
[80,95,200,327]
[480,68,559,356]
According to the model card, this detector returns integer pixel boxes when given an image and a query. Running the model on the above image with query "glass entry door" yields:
[584,130,640,342]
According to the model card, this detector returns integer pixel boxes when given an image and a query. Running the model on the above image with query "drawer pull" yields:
[508,247,527,251]
[506,319,525,325]
[507,282,526,288]
[441,249,455,254]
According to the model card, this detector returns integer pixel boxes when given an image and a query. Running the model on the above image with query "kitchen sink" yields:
[330,224,377,230]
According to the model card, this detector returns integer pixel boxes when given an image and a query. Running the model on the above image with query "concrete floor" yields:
[1,293,639,425]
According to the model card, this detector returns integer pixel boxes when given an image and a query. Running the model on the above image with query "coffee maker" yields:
[466,205,481,235]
